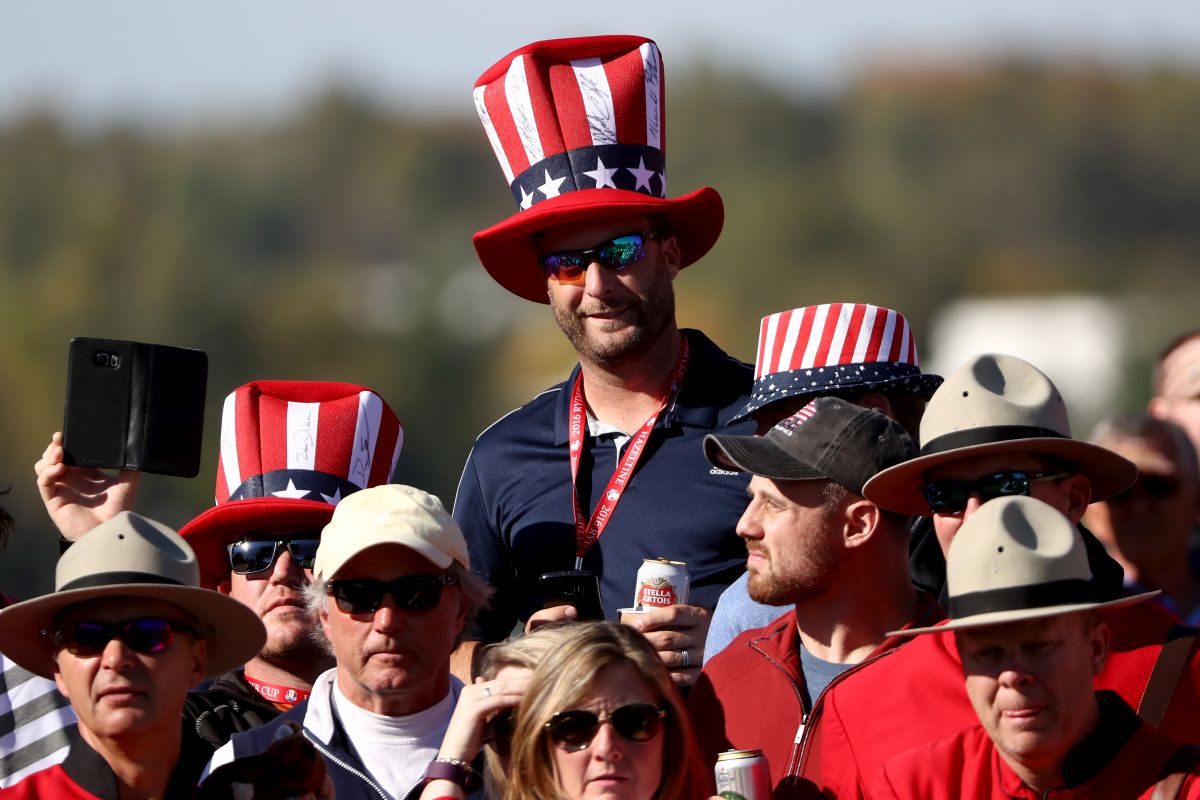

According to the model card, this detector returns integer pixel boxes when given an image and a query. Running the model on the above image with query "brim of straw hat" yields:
[890,590,1160,637]
[862,436,1139,517]
[0,582,266,680]
[472,186,723,303]
[179,498,337,590]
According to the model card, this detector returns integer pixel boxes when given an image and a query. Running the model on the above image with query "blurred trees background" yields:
[1,60,1197,595]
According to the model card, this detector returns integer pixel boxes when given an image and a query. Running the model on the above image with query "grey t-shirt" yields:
[799,644,854,708]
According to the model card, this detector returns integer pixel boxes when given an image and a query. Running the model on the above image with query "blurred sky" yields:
[5,1,1200,127]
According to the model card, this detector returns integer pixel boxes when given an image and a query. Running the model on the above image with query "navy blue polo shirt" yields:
[453,329,754,642]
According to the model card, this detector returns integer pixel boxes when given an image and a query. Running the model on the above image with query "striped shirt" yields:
[0,653,77,787]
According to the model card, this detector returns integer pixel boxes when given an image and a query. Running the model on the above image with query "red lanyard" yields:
[245,674,311,710]
[568,338,690,566]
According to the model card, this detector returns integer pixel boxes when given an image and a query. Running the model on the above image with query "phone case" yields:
[62,337,208,477]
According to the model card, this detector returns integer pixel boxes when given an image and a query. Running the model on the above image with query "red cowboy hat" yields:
[178,380,403,588]
[471,35,724,303]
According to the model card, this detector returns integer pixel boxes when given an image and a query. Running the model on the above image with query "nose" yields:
[735,504,762,541]
[101,637,137,672]
[997,665,1035,690]
[962,493,985,519]
[371,592,405,633]
[269,547,307,588]
[588,720,624,762]
[582,259,617,298]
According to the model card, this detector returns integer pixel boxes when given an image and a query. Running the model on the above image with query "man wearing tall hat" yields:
[34,380,404,770]
[454,35,754,683]
[0,511,265,798]
[801,353,1200,797]
[703,302,944,659]
[871,496,1200,798]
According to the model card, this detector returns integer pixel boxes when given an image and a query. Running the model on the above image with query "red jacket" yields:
[807,600,1200,798]
[871,693,1200,799]
[688,594,943,799]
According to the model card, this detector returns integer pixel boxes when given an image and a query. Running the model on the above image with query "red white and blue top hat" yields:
[732,303,944,423]
[472,35,724,303]
[179,380,403,588]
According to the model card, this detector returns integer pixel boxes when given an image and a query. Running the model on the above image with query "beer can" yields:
[714,749,770,800]
[634,558,689,609]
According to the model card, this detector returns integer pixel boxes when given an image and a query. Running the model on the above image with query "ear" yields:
[319,605,334,642]
[189,639,209,688]
[842,499,881,549]
[856,392,894,418]
[1090,620,1110,676]
[52,657,68,697]
[1062,474,1093,524]
[216,578,233,596]
[660,235,682,279]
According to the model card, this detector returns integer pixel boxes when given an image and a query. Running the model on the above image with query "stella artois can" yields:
[714,749,770,800]
[634,558,689,610]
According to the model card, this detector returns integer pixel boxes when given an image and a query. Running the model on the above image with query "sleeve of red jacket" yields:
[687,668,734,771]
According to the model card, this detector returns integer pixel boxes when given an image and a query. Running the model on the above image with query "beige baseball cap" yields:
[313,484,470,582]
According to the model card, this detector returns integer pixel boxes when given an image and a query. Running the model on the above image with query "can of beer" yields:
[714,749,770,800]
[634,558,689,609]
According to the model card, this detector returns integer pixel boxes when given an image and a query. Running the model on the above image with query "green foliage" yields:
[2,62,1198,596]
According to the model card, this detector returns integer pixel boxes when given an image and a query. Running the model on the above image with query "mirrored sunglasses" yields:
[228,538,320,575]
[922,471,1070,514]
[540,231,661,283]
[52,617,199,657]
[325,574,458,615]
[545,702,666,751]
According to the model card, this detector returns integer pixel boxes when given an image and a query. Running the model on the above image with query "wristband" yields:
[424,757,473,787]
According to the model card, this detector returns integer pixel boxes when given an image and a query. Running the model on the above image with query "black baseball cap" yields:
[704,396,917,495]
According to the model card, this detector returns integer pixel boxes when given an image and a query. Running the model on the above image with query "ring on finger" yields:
[679,649,690,669]
[483,685,492,698]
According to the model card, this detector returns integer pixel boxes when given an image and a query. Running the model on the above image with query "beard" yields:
[551,265,677,369]
[746,536,840,606]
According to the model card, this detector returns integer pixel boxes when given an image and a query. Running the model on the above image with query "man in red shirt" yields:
[871,495,1198,799]
[688,397,941,795]
[803,353,1199,798]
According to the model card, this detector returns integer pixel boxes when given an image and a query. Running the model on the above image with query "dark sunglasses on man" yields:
[922,471,1069,515]
[544,702,666,751]
[325,574,458,615]
[228,537,321,575]
[52,617,201,657]
[540,230,662,283]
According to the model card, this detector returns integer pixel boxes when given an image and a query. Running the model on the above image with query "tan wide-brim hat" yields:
[863,353,1138,516]
[892,496,1157,636]
[0,512,265,680]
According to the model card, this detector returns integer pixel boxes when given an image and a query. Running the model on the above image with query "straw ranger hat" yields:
[0,511,265,679]
[894,496,1157,636]
[862,353,1137,516]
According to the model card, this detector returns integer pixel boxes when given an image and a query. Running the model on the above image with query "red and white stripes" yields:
[474,37,666,191]
[215,382,403,505]
[754,303,918,380]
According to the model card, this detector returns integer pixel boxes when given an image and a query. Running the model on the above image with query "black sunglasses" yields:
[52,617,200,657]
[923,471,1070,514]
[325,574,458,615]
[228,538,320,575]
[545,702,666,751]
[540,231,662,283]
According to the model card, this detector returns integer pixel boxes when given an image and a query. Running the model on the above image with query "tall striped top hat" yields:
[732,303,944,423]
[179,380,403,588]
[472,35,724,303]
